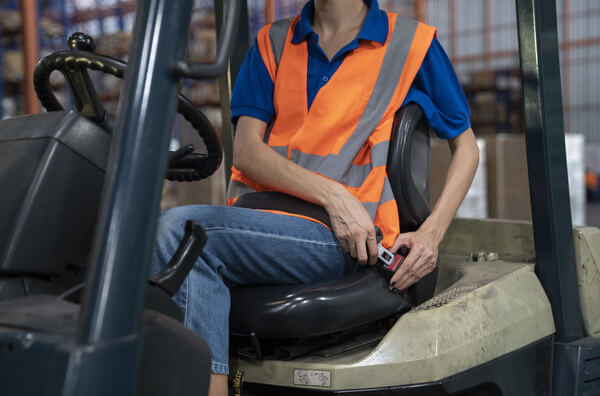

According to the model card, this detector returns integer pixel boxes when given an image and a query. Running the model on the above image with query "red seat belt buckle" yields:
[374,227,407,279]
[378,244,405,273]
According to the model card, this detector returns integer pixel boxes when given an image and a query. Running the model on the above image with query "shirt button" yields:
[322,76,329,82]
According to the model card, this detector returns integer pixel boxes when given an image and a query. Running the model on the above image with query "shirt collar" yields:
[292,0,389,46]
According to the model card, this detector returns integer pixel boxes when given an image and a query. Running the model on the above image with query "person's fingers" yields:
[334,229,349,253]
[355,239,368,265]
[410,245,436,278]
[395,259,422,290]
[394,251,437,291]
[333,226,347,252]
[385,228,440,293]
[395,268,417,291]
[396,273,420,291]
[390,249,421,288]
[416,261,435,278]
[331,216,353,254]
[391,233,413,253]
[351,223,368,265]
[327,191,375,263]
[364,227,378,266]
[349,236,358,259]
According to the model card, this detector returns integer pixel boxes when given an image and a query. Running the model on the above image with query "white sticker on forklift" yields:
[293,369,331,387]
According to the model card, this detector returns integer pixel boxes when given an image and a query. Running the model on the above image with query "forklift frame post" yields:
[215,0,250,185]
[78,0,195,347]
[515,0,584,342]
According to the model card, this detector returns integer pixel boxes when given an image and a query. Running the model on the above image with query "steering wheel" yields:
[33,33,222,182]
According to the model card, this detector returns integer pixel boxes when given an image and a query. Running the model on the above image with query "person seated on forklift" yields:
[152,0,479,394]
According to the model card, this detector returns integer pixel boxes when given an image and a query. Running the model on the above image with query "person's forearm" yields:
[419,128,479,243]
[233,116,380,264]
[233,119,345,209]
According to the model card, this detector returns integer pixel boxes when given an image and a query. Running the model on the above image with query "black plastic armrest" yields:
[149,221,207,296]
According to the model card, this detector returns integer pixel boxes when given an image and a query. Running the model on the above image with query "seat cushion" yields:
[229,267,411,338]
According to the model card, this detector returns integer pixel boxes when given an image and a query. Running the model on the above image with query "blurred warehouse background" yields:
[1,0,599,225]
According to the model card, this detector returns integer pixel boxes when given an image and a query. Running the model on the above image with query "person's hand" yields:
[389,229,438,291]
[324,185,378,266]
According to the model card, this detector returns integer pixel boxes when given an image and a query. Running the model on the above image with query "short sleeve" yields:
[402,37,471,139]
[230,38,275,125]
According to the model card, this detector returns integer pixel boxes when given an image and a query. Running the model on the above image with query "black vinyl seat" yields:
[229,103,438,339]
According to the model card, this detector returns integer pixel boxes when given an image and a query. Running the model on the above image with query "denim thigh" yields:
[152,205,357,374]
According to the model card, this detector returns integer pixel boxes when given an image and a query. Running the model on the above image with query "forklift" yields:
[0,0,598,395]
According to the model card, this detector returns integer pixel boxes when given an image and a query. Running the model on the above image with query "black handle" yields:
[165,95,223,181]
[34,44,223,180]
[174,0,241,79]
[149,221,207,296]
[33,49,125,113]
[168,144,195,164]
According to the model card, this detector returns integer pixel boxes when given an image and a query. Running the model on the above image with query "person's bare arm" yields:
[389,127,479,291]
[233,116,378,265]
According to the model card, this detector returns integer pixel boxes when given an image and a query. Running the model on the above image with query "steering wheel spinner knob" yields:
[68,32,96,52]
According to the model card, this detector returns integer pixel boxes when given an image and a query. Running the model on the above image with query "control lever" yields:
[168,144,195,165]
[375,227,409,282]
[149,220,207,297]
[166,144,214,182]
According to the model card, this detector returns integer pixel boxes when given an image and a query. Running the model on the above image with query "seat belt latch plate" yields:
[378,245,405,272]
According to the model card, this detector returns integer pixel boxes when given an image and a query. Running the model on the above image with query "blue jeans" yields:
[151,205,357,374]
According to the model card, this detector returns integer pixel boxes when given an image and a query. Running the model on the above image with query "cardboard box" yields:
[2,51,23,83]
[486,134,531,220]
[432,133,585,224]
[486,134,585,224]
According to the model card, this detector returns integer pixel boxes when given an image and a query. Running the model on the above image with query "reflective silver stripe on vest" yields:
[362,180,396,219]
[342,17,419,160]
[227,179,255,200]
[270,145,288,158]
[262,18,293,145]
[269,17,294,68]
[363,202,379,219]
[381,179,396,204]
[284,17,419,183]
[290,140,390,188]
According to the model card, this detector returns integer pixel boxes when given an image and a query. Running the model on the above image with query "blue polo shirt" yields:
[231,0,471,140]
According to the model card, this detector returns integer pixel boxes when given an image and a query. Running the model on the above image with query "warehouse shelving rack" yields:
[0,0,22,119]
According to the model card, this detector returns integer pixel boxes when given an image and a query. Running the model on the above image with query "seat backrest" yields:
[388,103,438,305]
[387,103,431,232]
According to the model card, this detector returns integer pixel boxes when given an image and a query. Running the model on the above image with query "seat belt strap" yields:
[233,191,333,229]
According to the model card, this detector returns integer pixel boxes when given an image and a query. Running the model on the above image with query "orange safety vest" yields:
[228,13,436,248]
